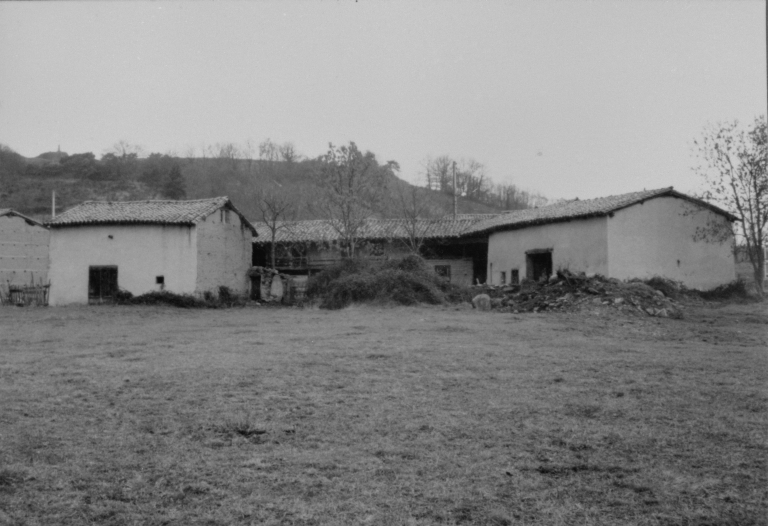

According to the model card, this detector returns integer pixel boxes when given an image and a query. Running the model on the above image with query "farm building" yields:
[46,197,256,305]
[0,209,50,294]
[252,215,493,287]
[467,187,737,290]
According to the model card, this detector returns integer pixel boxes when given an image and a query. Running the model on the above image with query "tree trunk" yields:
[754,246,765,296]
[270,231,276,270]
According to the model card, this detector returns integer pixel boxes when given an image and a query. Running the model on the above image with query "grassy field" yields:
[0,302,766,525]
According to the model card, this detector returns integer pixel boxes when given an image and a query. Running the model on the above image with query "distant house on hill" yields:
[0,209,50,295]
[466,187,737,290]
[46,197,256,305]
[253,215,494,286]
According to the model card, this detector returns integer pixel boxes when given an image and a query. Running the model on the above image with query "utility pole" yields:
[452,160,457,220]
[51,190,56,219]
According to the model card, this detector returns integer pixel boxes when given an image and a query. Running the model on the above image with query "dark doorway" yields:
[526,249,552,282]
[88,266,118,303]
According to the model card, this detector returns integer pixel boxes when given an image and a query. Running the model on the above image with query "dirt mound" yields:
[480,270,684,318]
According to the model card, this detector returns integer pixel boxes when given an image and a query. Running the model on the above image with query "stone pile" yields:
[474,270,683,318]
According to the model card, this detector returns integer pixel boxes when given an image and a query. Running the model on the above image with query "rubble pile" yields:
[478,270,683,318]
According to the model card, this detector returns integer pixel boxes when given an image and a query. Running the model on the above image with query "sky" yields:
[0,1,765,201]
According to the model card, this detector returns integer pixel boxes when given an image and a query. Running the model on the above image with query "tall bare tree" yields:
[316,142,389,258]
[395,183,440,255]
[257,189,296,270]
[693,116,767,295]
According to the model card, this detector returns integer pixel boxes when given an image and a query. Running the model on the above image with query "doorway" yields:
[526,249,552,282]
[88,266,118,303]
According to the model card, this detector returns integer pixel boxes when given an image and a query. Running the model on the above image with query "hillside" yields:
[0,147,505,223]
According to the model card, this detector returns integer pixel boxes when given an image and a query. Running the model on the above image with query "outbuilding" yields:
[252,215,492,286]
[0,209,50,295]
[469,187,737,290]
[46,197,256,305]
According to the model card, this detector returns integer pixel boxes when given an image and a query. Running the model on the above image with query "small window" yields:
[156,276,164,285]
[511,269,519,285]
[223,209,231,224]
[500,271,507,285]
[434,265,451,282]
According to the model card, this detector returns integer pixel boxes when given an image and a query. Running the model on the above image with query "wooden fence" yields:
[1,283,50,306]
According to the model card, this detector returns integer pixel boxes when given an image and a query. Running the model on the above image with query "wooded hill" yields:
[0,143,544,223]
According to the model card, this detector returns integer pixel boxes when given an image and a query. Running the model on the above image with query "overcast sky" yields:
[0,1,764,200]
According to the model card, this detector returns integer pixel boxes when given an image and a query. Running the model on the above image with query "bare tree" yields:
[693,116,767,295]
[259,139,280,163]
[279,142,300,163]
[395,183,440,255]
[257,189,296,269]
[106,140,145,159]
[316,142,389,258]
[242,139,256,174]
[215,142,241,170]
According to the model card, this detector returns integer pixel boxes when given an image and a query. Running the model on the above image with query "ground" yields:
[0,301,766,526]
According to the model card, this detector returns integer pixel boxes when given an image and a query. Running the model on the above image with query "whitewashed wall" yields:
[487,217,609,285]
[607,197,735,289]
[195,209,252,295]
[48,224,197,305]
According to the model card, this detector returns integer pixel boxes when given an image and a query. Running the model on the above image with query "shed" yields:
[46,197,257,305]
[468,187,737,290]
[252,215,493,286]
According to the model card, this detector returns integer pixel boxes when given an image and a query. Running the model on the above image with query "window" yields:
[434,265,451,282]
[500,271,507,285]
[88,266,118,304]
[156,276,165,290]
[511,269,519,285]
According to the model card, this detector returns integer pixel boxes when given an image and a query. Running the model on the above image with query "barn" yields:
[46,197,256,305]
[252,215,492,287]
[0,209,50,296]
[469,187,737,290]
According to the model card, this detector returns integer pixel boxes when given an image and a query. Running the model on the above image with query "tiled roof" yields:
[46,197,257,234]
[253,214,495,244]
[465,187,738,235]
[0,208,45,227]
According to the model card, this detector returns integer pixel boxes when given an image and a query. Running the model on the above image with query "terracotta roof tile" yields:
[465,187,737,235]
[253,214,494,244]
[46,197,257,234]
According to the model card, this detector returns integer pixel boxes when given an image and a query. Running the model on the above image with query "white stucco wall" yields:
[195,208,252,295]
[606,197,735,289]
[487,217,608,285]
[0,215,50,292]
[48,224,197,305]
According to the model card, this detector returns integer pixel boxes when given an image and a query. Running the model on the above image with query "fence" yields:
[1,283,50,306]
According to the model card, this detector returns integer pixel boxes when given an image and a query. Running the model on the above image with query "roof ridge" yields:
[79,196,227,205]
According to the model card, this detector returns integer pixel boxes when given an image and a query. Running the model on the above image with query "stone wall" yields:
[0,214,50,294]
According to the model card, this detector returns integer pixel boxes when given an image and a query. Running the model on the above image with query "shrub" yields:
[306,255,472,309]
[696,279,751,301]
[128,291,213,308]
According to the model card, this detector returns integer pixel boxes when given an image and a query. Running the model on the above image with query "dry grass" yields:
[0,302,766,525]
